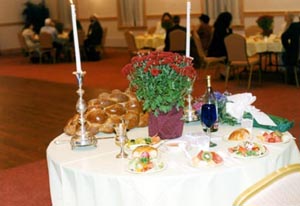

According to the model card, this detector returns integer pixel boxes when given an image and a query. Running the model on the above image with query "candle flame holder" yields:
[70,71,97,149]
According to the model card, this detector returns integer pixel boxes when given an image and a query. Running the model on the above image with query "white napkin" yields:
[225,93,276,126]
[226,93,256,121]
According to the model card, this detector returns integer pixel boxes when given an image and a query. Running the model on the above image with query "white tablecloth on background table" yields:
[47,122,300,206]
[246,35,283,56]
[135,34,165,50]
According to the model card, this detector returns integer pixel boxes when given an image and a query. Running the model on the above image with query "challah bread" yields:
[228,128,250,141]
[64,89,149,136]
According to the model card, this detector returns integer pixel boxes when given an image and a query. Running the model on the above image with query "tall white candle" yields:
[70,0,82,73]
[186,1,191,57]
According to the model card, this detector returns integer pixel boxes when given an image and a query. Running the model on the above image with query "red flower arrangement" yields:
[122,51,196,115]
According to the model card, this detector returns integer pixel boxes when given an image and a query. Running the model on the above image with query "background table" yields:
[47,122,300,206]
[135,34,165,50]
[246,35,283,56]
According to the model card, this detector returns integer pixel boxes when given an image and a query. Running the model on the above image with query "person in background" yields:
[197,14,212,53]
[163,15,186,54]
[207,11,232,59]
[68,20,83,43]
[279,12,295,37]
[155,12,174,35]
[281,16,300,85]
[40,18,63,61]
[22,23,40,52]
[84,14,103,61]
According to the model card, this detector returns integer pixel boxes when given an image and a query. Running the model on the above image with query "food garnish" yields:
[191,150,223,167]
[228,141,267,157]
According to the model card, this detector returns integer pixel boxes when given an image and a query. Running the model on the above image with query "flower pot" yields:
[148,107,184,139]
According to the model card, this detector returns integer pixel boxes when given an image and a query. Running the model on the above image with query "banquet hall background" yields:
[0,0,300,52]
[0,1,300,206]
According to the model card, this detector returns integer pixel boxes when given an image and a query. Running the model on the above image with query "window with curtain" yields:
[117,0,146,28]
[203,0,243,26]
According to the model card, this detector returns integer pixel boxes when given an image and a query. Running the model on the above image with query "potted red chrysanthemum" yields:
[122,51,196,139]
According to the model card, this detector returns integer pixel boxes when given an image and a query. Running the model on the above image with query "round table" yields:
[47,122,300,206]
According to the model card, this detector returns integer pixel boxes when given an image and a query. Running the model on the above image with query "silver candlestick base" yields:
[183,93,198,122]
[70,71,97,149]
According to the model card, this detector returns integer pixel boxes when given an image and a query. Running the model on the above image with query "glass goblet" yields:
[201,103,217,148]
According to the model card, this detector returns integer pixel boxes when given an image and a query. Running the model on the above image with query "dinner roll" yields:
[228,128,250,141]
[132,145,158,158]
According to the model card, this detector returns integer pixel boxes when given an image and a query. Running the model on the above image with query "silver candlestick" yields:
[70,71,97,149]
[183,80,198,122]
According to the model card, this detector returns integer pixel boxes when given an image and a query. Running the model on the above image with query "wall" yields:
[0,0,300,53]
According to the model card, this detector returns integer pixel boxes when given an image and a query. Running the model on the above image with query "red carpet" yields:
[0,160,51,206]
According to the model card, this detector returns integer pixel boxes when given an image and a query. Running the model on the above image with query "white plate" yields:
[125,138,161,151]
[127,161,166,174]
[228,142,268,159]
[189,151,224,168]
[256,132,291,145]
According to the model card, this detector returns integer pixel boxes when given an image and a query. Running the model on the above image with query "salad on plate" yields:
[228,141,268,158]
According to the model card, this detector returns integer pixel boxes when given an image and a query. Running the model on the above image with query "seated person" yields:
[40,18,64,61]
[84,14,103,61]
[281,17,300,85]
[163,15,186,54]
[197,14,212,53]
[207,12,232,59]
[22,23,40,53]
[155,12,174,35]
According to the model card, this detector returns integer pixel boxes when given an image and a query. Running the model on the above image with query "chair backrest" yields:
[39,32,53,49]
[101,27,108,47]
[77,30,86,47]
[191,30,206,59]
[245,25,263,37]
[124,30,138,54]
[169,29,186,52]
[18,32,28,50]
[224,33,248,62]
[147,26,156,35]
[233,164,300,206]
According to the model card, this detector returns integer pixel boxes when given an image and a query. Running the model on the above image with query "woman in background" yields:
[155,12,173,35]
[22,23,40,52]
[197,14,212,54]
[207,11,232,58]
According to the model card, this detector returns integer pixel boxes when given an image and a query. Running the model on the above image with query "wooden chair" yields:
[192,30,226,78]
[169,29,186,54]
[233,164,300,206]
[147,26,156,35]
[124,30,150,57]
[70,30,86,61]
[224,33,261,89]
[96,27,107,58]
[244,25,263,37]
[39,32,56,63]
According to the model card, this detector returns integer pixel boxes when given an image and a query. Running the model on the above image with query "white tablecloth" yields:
[47,122,300,206]
[135,34,165,50]
[246,35,283,56]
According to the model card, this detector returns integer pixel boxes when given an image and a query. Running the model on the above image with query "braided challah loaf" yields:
[64,89,149,136]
